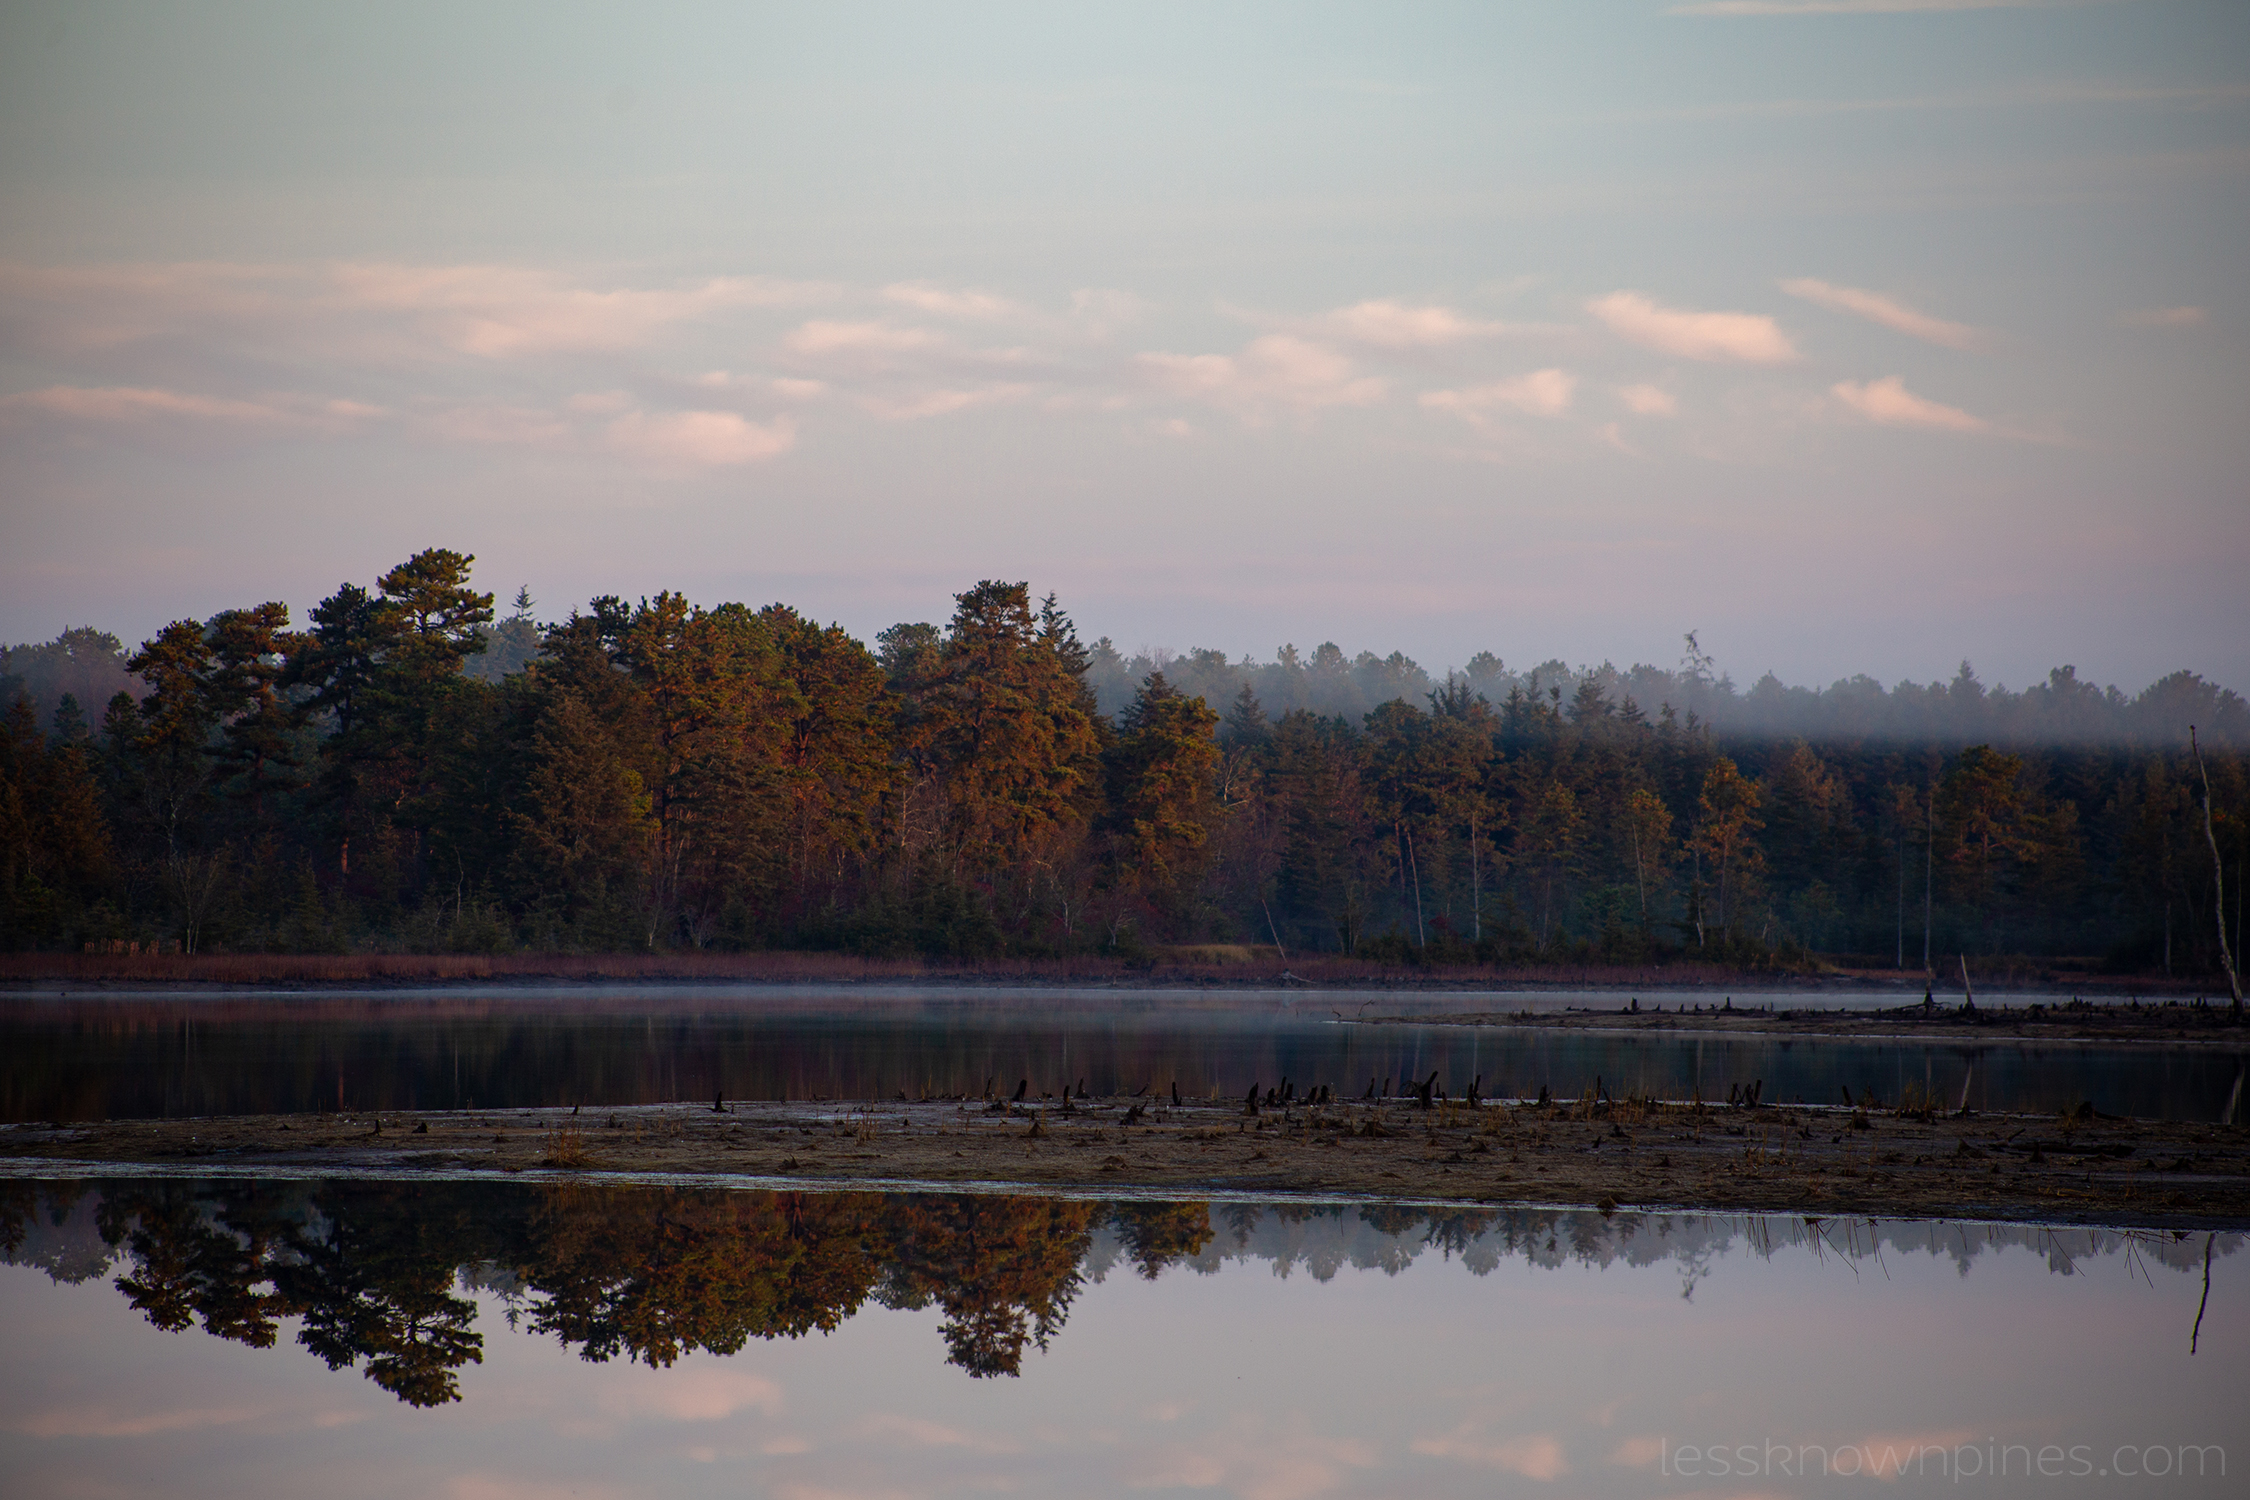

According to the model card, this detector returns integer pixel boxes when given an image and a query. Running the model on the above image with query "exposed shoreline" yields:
[8,1094,2245,1231]
[1,948,2232,1003]
[1352,997,2250,1047]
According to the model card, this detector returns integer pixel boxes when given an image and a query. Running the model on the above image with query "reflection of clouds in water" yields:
[858,1413,1020,1453]
[1409,1422,1569,1478]
[1126,1413,1376,1500]
[13,1400,275,1438]
[593,1368,782,1423]
[1610,1434,1667,1466]
[448,1477,632,1500]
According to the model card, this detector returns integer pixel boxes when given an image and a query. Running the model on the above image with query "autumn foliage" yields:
[1,548,2244,972]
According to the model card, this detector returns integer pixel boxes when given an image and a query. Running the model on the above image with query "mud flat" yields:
[5,1092,2245,1230]
[1355,996,2250,1046]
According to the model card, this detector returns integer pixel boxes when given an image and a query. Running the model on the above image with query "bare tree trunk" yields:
[1260,895,1287,962]
[2190,727,2244,1014]
[1471,813,1481,942]
[1923,791,1935,973]
[1406,825,1426,947]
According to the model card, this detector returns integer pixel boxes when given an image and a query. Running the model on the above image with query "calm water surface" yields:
[2,1176,2241,1498]
[3,985,2241,1122]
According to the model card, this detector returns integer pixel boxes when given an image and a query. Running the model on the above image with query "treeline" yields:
[1,548,2244,972]
[1084,638,2250,747]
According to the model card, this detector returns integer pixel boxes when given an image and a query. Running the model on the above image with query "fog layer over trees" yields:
[3,550,2244,974]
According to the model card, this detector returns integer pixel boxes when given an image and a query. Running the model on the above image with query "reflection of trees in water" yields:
[0,1180,2233,1407]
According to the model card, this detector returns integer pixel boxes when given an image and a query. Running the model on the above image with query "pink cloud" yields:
[2,384,287,423]
[880,282,1025,320]
[858,1414,1021,1453]
[1617,383,1678,416]
[860,385,1031,421]
[591,1368,782,1422]
[1588,292,1797,363]
[1676,1,2043,13]
[330,265,831,356]
[1421,368,1577,423]
[1411,1426,1570,1479]
[1831,375,1987,432]
[1782,278,1980,349]
[1323,299,1517,349]
[2119,305,2207,328]
[14,1403,272,1438]
[1138,335,1385,416]
[606,409,797,465]
[426,404,573,448]
[783,320,943,357]
[1127,1419,1376,1500]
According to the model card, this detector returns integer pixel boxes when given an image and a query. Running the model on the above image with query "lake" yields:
[2,1174,2240,1499]
[3,985,2241,1122]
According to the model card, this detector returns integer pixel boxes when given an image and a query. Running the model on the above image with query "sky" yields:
[1,0,2244,694]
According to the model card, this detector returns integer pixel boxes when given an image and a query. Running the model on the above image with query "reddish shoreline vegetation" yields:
[3,548,2246,991]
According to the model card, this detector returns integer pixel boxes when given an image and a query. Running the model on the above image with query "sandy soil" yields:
[6,1093,2245,1230]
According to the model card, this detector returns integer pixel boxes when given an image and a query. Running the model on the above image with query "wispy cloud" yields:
[2119,305,2207,328]
[862,385,1032,421]
[1609,1435,1669,1466]
[1067,288,1146,339]
[2,384,292,424]
[13,1402,273,1438]
[606,409,797,465]
[1410,1426,1570,1479]
[424,403,573,449]
[1320,299,1519,349]
[448,1477,630,1500]
[1127,1416,1376,1500]
[1588,292,1797,363]
[1782,278,1981,348]
[881,282,1026,320]
[332,265,831,356]
[1672,0,2062,15]
[783,320,942,357]
[859,1414,1021,1453]
[1138,335,1386,417]
[1605,80,2250,123]
[1832,375,1987,431]
[1420,369,1578,424]
[1617,383,1678,417]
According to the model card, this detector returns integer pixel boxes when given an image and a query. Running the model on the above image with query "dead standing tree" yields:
[2189,726,2243,1015]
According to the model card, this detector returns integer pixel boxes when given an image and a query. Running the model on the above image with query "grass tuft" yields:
[540,1127,592,1169]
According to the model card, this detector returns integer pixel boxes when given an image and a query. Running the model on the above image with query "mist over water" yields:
[5,988,2240,1123]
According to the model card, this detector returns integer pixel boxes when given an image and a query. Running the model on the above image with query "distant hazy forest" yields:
[3,549,2244,975]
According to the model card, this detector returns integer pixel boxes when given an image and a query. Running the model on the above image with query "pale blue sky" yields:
[2,0,2244,691]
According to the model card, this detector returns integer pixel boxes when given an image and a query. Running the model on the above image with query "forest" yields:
[2,548,2244,976]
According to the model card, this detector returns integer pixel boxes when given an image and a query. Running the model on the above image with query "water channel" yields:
[4,985,2241,1123]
